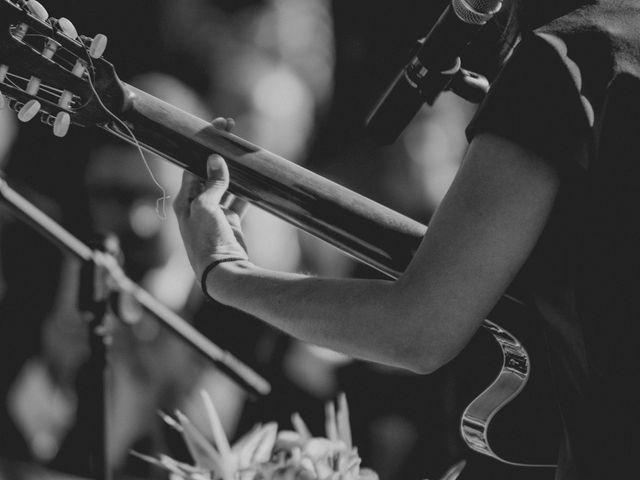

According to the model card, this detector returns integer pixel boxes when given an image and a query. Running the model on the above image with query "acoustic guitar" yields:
[0,0,561,467]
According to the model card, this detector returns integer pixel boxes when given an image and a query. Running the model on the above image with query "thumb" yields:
[204,154,230,205]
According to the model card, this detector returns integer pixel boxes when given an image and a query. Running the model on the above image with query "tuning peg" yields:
[26,76,41,95]
[89,34,108,59]
[25,0,48,21]
[57,17,78,39]
[56,57,88,111]
[13,1,48,42]
[57,59,87,110]
[42,38,61,59]
[53,111,71,137]
[17,99,41,122]
[0,65,7,83]
[71,59,87,77]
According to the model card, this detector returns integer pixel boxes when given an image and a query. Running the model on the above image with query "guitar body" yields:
[458,297,561,467]
[0,0,560,466]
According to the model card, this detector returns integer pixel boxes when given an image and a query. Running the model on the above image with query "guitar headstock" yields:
[0,0,127,137]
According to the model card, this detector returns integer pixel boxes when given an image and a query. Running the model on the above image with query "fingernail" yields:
[207,154,224,170]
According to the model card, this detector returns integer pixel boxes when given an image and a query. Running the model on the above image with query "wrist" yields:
[201,257,252,304]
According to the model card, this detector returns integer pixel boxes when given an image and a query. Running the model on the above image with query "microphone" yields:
[366,0,502,144]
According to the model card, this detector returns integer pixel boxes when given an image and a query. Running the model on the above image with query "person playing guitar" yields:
[1,0,639,477]
[173,1,640,479]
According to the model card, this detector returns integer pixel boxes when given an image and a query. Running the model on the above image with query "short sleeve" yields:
[466,33,592,169]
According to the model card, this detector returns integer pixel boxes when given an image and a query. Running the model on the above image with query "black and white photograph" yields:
[0,1,638,479]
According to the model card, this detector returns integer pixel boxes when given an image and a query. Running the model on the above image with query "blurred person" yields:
[158,1,508,477]
[46,74,262,478]
[0,74,260,479]
[158,0,350,436]
[273,2,484,477]
[173,1,640,480]
[0,0,174,463]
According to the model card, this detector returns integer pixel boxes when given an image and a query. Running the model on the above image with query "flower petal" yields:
[324,402,338,442]
[200,390,232,458]
[336,394,352,449]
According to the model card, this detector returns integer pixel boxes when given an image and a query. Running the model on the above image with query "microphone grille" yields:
[452,0,503,25]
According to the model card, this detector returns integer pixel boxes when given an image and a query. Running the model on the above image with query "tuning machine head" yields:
[16,98,40,122]
[78,33,109,59]
[57,17,78,39]
[0,0,126,137]
[24,0,48,21]
[53,111,70,137]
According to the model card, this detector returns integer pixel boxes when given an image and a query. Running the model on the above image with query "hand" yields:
[174,118,249,284]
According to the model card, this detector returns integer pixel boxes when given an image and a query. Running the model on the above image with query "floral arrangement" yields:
[133,391,378,480]
[133,391,465,480]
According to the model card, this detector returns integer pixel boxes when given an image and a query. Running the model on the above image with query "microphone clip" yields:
[366,48,489,144]
[407,44,489,106]
[405,53,463,105]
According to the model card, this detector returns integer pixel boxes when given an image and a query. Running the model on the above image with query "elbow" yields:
[397,345,454,375]
[411,360,440,375]
[396,330,467,374]
[381,284,473,375]
[404,354,446,375]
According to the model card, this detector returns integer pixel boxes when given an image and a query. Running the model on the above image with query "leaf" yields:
[232,424,262,457]
[130,450,166,469]
[235,424,267,468]
[251,422,278,463]
[201,390,232,458]
[324,402,338,442]
[336,393,352,449]
[291,412,312,440]
[175,410,225,473]
[275,430,303,452]
[157,410,184,433]
[439,460,466,480]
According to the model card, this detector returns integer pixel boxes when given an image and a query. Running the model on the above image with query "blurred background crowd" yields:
[0,1,554,479]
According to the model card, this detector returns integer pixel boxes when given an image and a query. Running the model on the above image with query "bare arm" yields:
[175,132,560,373]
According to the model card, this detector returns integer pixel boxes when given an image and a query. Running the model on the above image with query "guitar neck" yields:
[105,83,426,279]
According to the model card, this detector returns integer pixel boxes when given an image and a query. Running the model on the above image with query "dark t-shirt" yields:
[466,1,640,478]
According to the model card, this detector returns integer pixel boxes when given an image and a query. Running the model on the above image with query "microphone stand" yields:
[0,174,271,479]
[75,233,120,480]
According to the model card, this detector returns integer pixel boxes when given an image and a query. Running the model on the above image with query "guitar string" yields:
[4,32,91,109]
[6,73,85,107]
[11,32,100,109]
[7,72,65,95]
[9,28,78,71]
[3,76,24,91]
[79,41,170,220]
[18,32,77,70]
[3,73,91,115]
[9,22,170,219]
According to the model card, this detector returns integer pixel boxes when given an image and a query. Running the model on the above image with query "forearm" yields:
[206,261,427,372]
[178,134,561,376]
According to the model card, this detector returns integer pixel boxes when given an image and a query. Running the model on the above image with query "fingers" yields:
[179,116,234,213]
[175,108,239,219]
[192,154,229,209]
[223,208,249,253]
[211,117,235,132]
[174,154,236,219]
[174,169,202,217]
[176,115,234,217]
[221,192,250,219]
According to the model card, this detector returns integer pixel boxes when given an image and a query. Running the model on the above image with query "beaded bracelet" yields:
[200,257,247,301]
